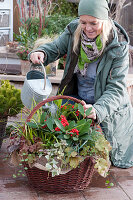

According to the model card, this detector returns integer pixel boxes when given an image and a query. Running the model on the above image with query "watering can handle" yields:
[39,60,46,90]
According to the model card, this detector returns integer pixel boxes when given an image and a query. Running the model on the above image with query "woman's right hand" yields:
[30,52,44,64]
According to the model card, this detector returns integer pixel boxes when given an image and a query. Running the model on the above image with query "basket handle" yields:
[26,95,85,122]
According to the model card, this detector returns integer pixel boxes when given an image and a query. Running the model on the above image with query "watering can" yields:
[21,61,52,109]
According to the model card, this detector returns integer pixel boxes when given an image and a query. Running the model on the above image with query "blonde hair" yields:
[73,19,113,54]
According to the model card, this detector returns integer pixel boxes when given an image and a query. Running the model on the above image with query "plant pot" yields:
[21,60,30,76]
[45,59,59,76]
[0,117,8,149]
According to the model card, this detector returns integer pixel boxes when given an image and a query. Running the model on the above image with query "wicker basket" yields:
[24,157,95,193]
[24,95,96,193]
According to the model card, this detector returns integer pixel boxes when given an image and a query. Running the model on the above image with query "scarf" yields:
[75,31,103,76]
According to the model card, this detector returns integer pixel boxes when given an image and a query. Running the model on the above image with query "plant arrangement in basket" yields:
[8,96,112,178]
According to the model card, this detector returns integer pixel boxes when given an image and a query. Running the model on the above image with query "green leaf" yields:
[46,117,53,131]
[54,99,62,108]
[110,183,114,187]
[40,112,47,124]
[57,134,64,139]
[70,151,77,157]
[26,122,38,128]
[22,174,25,177]
[78,104,84,116]
[105,180,110,184]
[24,167,28,170]
[13,174,17,178]
[72,136,79,141]
[74,103,78,109]
[46,163,52,170]
[76,119,86,131]
[54,119,66,132]
[64,134,70,139]
[66,139,72,145]
[67,121,76,130]
[19,163,22,166]
[69,157,83,168]
[85,107,92,116]
[80,133,92,140]
[29,128,34,143]
[79,121,92,134]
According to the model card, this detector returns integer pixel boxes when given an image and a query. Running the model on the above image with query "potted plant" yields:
[16,46,31,76]
[0,80,24,148]
[8,95,112,193]
[6,41,19,53]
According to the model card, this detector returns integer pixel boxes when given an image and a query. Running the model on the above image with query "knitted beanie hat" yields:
[78,0,109,20]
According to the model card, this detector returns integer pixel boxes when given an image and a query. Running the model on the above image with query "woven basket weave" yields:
[24,95,96,193]
[24,157,95,193]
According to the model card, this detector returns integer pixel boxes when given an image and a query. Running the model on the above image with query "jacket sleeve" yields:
[93,46,130,123]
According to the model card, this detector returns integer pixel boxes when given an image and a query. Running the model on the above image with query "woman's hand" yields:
[30,52,44,64]
[81,101,96,120]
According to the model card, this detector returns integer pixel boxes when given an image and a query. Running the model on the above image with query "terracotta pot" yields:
[21,60,30,76]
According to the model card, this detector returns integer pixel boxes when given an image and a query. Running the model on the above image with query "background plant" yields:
[52,0,78,17]
[0,80,24,117]
[16,46,32,60]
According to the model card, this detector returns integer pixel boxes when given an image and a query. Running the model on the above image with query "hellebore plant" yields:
[8,96,112,177]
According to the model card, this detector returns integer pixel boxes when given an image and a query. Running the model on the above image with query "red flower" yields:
[55,127,60,131]
[42,120,47,128]
[76,110,80,116]
[61,105,67,109]
[60,115,69,127]
[42,125,47,128]
[70,128,79,136]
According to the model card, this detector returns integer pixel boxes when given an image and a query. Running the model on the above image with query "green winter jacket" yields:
[33,18,133,168]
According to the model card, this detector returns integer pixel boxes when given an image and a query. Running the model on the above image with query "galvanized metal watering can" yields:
[21,61,52,109]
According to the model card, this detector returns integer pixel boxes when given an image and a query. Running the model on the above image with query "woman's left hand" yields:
[81,101,96,120]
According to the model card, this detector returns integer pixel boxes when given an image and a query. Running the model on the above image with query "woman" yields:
[29,0,133,168]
